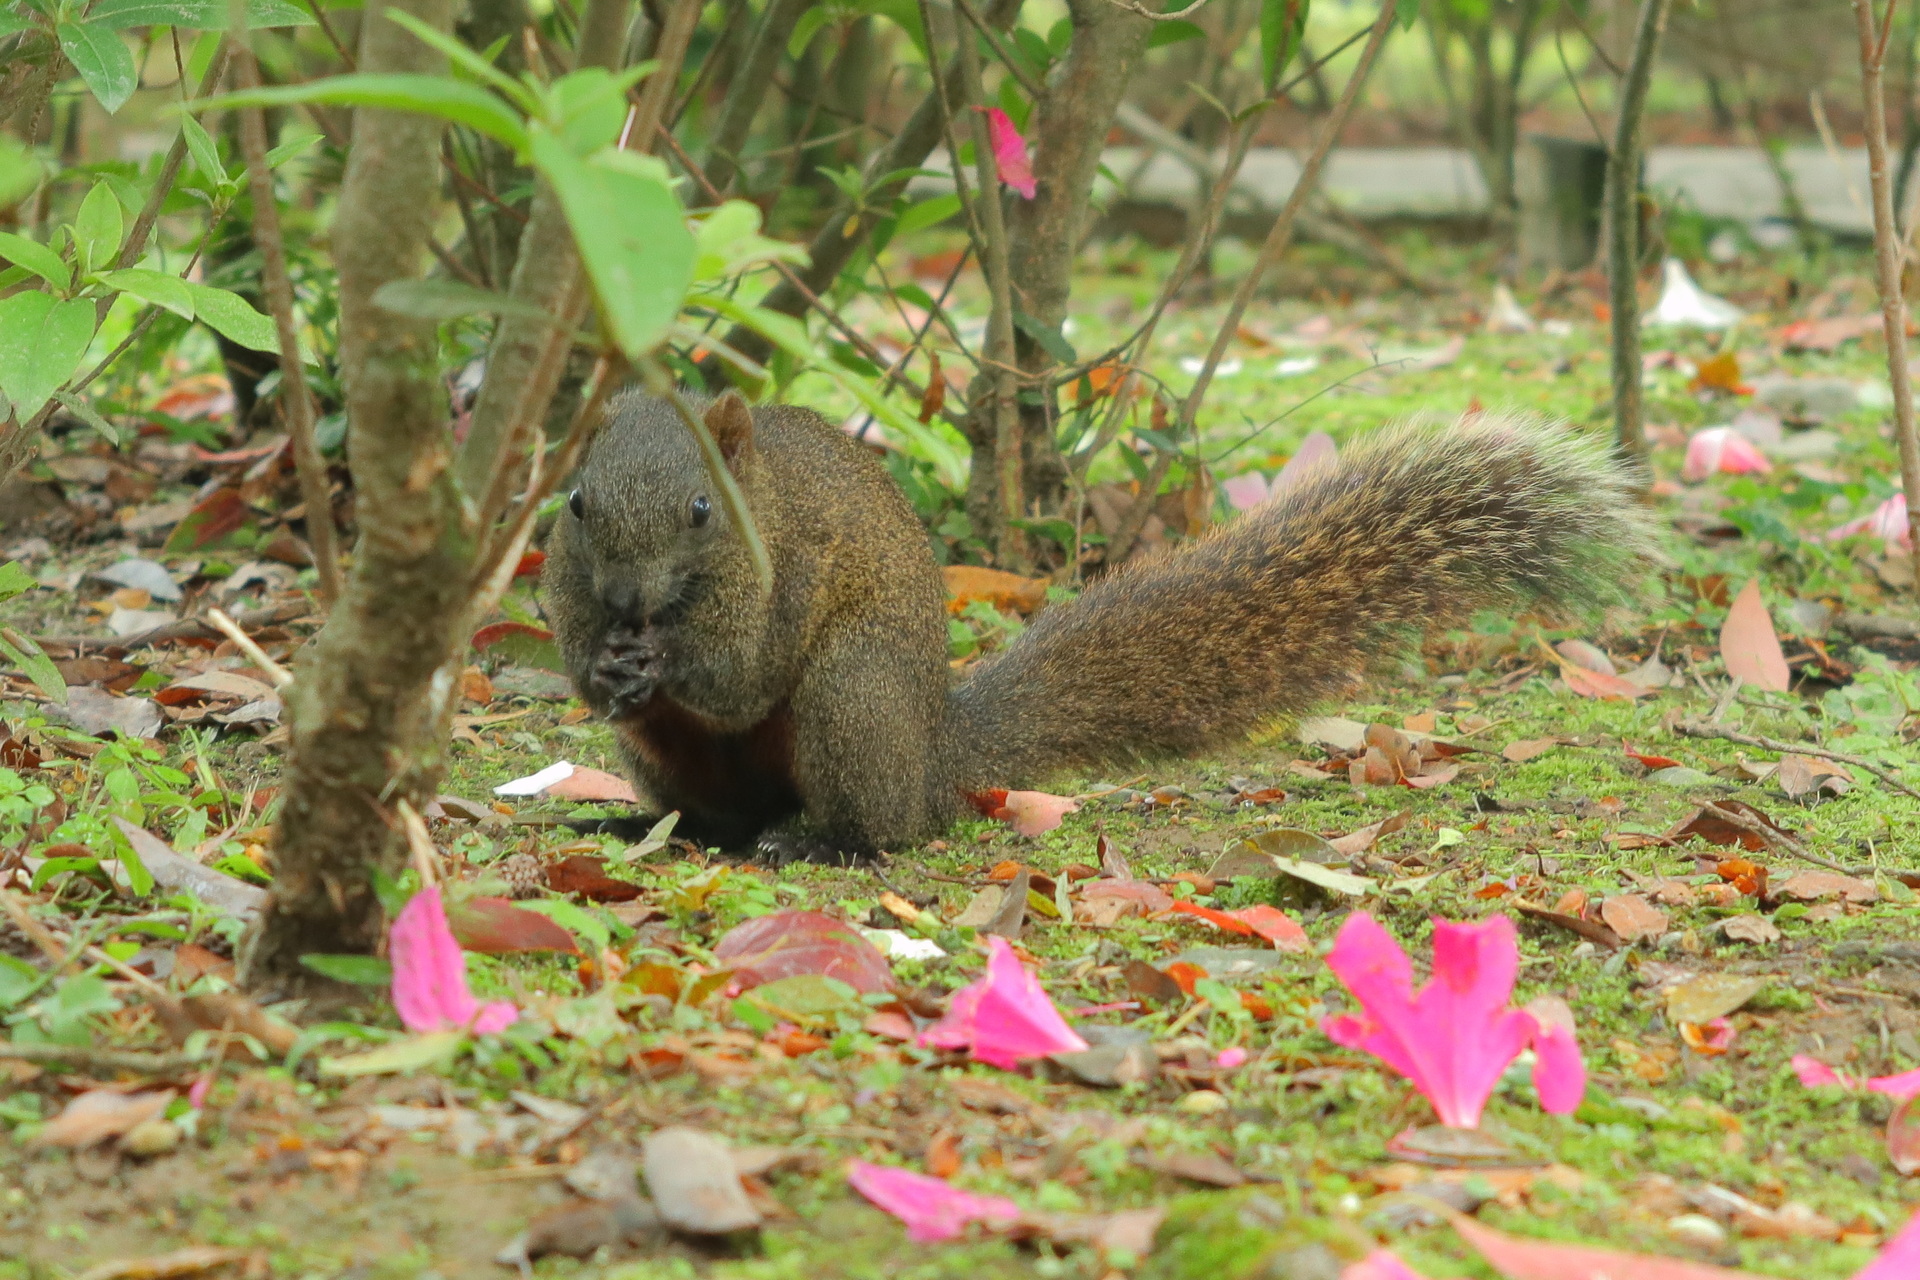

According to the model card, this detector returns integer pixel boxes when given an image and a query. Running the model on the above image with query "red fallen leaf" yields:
[1162,962,1205,996]
[1475,880,1514,899]
[1452,1211,1773,1279]
[865,1011,916,1041]
[1714,857,1769,898]
[1402,764,1460,789]
[545,768,638,803]
[513,550,546,578]
[1721,580,1790,692]
[446,895,582,954]
[712,909,895,995]
[0,733,43,768]
[546,854,642,902]
[1226,904,1310,953]
[1623,742,1683,770]
[1776,313,1881,353]
[1167,899,1256,936]
[153,372,235,422]
[968,789,1010,817]
[1561,662,1652,701]
[1079,880,1174,913]
[163,487,249,552]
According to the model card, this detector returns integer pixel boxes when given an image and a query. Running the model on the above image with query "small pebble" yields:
[1667,1214,1727,1249]
[1178,1090,1228,1114]
[121,1119,181,1157]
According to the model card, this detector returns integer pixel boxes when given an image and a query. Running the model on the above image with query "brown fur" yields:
[543,398,1650,858]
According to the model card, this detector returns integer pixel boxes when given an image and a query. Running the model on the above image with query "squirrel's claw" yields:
[590,626,661,717]
[754,831,872,866]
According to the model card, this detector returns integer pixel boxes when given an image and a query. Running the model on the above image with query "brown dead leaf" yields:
[923,1129,962,1179]
[1721,580,1791,692]
[1776,871,1877,904]
[641,1128,760,1234]
[1122,960,1185,1004]
[941,565,1048,616]
[1554,639,1617,675]
[1328,810,1410,856]
[1561,662,1653,700]
[1513,900,1623,949]
[1689,350,1753,395]
[1719,914,1783,945]
[1776,754,1851,798]
[71,1246,254,1280]
[1502,737,1561,763]
[1667,800,1792,853]
[1135,1148,1246,1187]
[1598,894,1669,942]
[33,1089,174,1148]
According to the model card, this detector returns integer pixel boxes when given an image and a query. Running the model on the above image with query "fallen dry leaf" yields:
[1719,914,1782,945]
[1599,894,1669,942]
[1776,871,1877,904]
[1664,974,1765,1025]
[545,767,639,803]
[642,1127,761,1235]
[33,1090,174,1149]
[71,1246,254,1280]
[1775,754,1851,798]
[1502,738,1561,763]
[941,565,1048,615]
[1720,580,1790,692]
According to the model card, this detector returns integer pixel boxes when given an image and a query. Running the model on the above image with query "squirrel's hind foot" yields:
[752,831,876,866]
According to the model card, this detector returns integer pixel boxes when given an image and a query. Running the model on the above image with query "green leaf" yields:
[381,8,538,112]
[1147,18,1203,48]
[893,193,959,238]
[57,20,138,114]
[0,562,35,603]
[52,389,121,446]
[0,230,70,291]
[0,293,96,420]
[857,0,927,61]
[531,135,692,359]
[72,181,124,274]
[0,10,37,36]
[0,955,40,1009]
[1257,0,1308,92]
[0,135,44,208]
[299,954,394,985]
[543,64,651,156]
[0,626,66,704]
[1013,309,1076,364]
[262,132,319,169]
[179,114,229,186]
[691,199,806,284]
[199,75,530,153]
[318,1029,464,1077]
[787,5,831,57]
[107,819,154,896]
[102,267,195,319]
[87,0,317,28]
[370,278,554,323]
[184,281,276,351]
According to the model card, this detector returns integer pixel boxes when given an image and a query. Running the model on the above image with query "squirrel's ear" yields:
[704,391,755,470]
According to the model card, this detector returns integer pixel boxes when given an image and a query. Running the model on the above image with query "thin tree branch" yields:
[235,43,344,607]
[1604,0,1671,466]
[1855,0,1920,583]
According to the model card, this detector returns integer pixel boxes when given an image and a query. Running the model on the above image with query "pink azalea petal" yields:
[1794,1053,1871,1091]
[847,1160,1021,1242]
[1682,426,1771,482]
[1831,493,1912,554]
[1270,430,1338,496]
[1215,1046,1249,1069]
[1222,472,1274,511]
[1867,1067,1920,1101]
[1858,1209,1920,1280]
[1528,1020,1587,1115]
[187,1076,211,1110]
[918,936,1087,1068]
[978,107,1037,199]
[1323,913,1561,1129]
[389,885,519,1035]
[1342,1251,1427,1280]
[998,789,1079,837]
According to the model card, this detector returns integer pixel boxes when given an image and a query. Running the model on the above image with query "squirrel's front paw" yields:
[590,626,661,717]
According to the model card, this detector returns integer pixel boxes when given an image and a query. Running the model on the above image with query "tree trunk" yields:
[242,0,464,986]
[703,0,813,196]
[996,0,1151,525]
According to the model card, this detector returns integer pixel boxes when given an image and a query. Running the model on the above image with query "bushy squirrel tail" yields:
[942,412,1653,789]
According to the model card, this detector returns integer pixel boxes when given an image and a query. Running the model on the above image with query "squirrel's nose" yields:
[599,580,641,622]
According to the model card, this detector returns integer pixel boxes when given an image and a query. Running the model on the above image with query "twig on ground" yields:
[0,1041,209,1074]
[206,609,294,689]
[38,600,313,655]
[1698,801,1851,875]
[1673,720,1920,802]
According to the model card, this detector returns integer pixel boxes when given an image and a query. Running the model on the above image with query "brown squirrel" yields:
[542,390,1650,862]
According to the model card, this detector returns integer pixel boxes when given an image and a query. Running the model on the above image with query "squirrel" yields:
[541,389,1651,862]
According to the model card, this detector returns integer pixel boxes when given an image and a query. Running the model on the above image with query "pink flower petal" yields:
[918,935,1087,1069]
[998,789,1079,837]
[1215,1046,1249,1069]
[847,1160,1021,1242]
[977,106,1037,199]
[1858,1209,1920,1280]
[1222,472,1274,511]
[1270,430,1338,496]
[1323,913,1575,1129]
[1528,1020,1587,1115]
[1342,1251,1427,1280]
[1830,493,1911,554]
[1791,1053,1920,1098]
[1681,426,1771,482]
[389,885,518,1035]
[187,1076,211,1110]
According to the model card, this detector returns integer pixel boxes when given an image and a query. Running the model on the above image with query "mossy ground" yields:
[3,233,1918,1278]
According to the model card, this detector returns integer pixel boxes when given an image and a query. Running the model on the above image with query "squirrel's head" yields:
[564,389,758,627]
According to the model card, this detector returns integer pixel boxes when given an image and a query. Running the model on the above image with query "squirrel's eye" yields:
[568,489,584,520]
[689,494,711,528]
